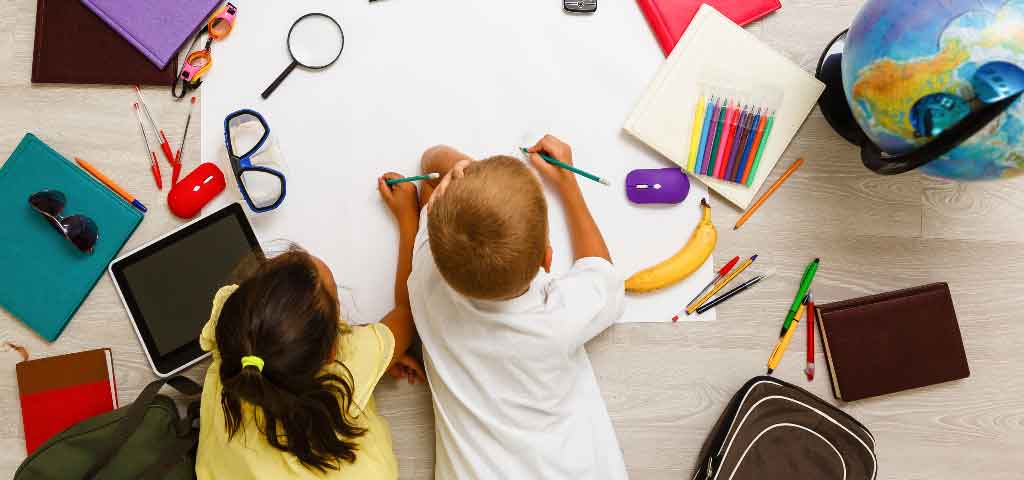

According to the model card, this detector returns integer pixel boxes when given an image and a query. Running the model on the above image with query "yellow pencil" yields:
[687,254,758,314]
[767,296,808,374]
[687,96,706,172]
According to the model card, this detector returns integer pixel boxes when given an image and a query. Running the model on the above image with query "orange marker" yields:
[75,157,147,212]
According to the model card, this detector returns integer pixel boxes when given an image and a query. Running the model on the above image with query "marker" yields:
[74,157,147,213]
[520,147,610,186]
[780,258,820,336]
[386,172,440,185]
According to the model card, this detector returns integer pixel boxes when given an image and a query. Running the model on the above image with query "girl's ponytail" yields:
[216,249,365,472]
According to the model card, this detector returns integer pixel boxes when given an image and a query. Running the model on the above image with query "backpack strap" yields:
[861,92,1021,174]
[87,376,202,479]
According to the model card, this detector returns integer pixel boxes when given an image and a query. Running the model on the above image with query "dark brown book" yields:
[31,0,176,85]
[817,283,970,402]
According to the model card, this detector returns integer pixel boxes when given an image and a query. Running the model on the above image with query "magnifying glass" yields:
[261,13,345,99]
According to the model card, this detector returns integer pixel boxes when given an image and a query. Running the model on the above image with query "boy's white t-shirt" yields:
[408,211,628,480]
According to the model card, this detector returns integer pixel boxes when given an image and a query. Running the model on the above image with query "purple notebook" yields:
[81,0,222,69]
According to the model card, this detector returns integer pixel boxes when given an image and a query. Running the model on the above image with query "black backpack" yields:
[692,376,877,480]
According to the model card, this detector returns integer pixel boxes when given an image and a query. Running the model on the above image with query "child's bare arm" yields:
[419,145,473,206]
[377,173,420,368]
[527,135,612,263]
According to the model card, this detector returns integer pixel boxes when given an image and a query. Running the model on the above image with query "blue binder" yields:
[0,134,143,341]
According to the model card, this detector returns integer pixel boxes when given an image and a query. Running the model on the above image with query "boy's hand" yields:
[387,353,426,385]
[425,159,472,211]
[527,135,579,193]
[379,172,420,228]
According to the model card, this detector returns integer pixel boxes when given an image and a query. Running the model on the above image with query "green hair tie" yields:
[241,355,265,373]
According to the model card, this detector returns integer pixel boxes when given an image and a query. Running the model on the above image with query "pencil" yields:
[694,96,715,174]
[520,148,610,186]
[74,157,147,213]
[705,100,726,176]
[687,254,758,315]
[696,269,774,315]
[767,294,808,374]
[739,112,767,185]
[746,113,776,187]
[734,157,804,230]
[386,173,440,185]
[687,96,706,172]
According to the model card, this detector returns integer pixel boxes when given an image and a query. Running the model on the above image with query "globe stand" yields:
[814,30,869,146]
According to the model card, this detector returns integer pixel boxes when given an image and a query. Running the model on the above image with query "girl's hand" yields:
[379,172,420,228]
[387,353,426,385]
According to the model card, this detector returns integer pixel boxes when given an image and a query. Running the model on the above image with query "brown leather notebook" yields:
[31,0,176,85]
[817,283,970,402]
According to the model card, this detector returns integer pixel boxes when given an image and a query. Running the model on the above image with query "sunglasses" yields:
[29,190,99,254]
[224,109,287,212]
[173,2,238,98]
[910,61,1024,138]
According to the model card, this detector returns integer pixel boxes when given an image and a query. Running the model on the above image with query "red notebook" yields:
[636,0,782,55]
[15,348,118,453]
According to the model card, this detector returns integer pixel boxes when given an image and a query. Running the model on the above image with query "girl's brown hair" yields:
[216,249,365,472]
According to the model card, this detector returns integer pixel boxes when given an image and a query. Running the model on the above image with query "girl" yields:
[196,173,424,479]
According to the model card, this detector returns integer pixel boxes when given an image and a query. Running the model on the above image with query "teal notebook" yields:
[0,134,143,341]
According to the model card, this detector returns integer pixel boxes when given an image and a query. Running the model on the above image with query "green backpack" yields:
[14,376,202,480]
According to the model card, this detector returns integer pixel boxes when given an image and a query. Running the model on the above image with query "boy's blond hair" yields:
[428,156,548,300]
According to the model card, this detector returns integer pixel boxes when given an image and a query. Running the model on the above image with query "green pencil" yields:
[746,114,775,187]
[386,172,440,185]
[519,148,610,186]
[780,258,819,336]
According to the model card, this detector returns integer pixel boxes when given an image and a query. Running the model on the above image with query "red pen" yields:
[674,255,741,321]
[134,86,176,170]
[806,291,815,381]
[133,102,162,190]
[171,96,197,186]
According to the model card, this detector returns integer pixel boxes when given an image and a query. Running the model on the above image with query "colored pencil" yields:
[704,100,726,176]
[746,113,776,187]
[734,157,804,230]
[732,108,759,183]
[767,294,808,375]
[738,110,766,184]
[696,269,774,315]
[74,157,147,212]
[727,107,753,182]
[687,254,758,315]
[713,103,737,179]
[693,97,714,174]
[520,148,610,186]
[687,96,706,172]
[806,291,815,381]
[675,255,740,320]
[386,173,440,185]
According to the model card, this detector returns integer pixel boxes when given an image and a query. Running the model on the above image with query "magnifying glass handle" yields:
[261,60,299,99]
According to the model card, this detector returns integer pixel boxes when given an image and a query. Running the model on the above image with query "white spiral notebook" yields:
[624,4,825,209]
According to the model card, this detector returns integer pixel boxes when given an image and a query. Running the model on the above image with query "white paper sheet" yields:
[200,0,716,324]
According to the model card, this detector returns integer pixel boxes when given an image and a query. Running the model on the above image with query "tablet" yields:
[110,203,262,377]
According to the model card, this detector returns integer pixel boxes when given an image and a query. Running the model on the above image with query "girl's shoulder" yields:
[330,323,396,416]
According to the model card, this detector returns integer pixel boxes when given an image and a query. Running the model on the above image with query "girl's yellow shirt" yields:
[196,285,398,480]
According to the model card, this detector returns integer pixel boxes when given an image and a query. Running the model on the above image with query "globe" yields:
[841,0,1024,180]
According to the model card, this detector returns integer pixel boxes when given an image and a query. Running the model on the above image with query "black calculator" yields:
[564,0,597,13]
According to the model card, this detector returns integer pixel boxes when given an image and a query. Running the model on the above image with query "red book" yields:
[636,0,782,56]
[15,348,118,453]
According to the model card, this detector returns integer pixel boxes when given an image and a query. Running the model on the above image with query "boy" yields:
[405,135,627,479]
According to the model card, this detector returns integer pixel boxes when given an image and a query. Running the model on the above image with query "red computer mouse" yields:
[168,162,226,219]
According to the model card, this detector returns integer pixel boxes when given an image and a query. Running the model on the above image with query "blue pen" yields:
[694,96,715,174]
[735,108,763,183]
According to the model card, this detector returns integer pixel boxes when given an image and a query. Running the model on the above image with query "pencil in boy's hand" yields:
[519,147,610,186]
[386,173,440,185]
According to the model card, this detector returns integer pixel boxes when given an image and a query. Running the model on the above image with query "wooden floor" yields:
[3,1,1024,478]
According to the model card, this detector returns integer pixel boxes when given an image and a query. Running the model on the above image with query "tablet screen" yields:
[112,204,260,373]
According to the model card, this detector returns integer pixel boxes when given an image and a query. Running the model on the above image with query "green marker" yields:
[386,172,440,185]
[706,108,727,175]
[781,258,819,336]
[746,114,775,187]
[519,148,610,186]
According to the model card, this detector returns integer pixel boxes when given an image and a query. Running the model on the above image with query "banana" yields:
[625,199,717,293]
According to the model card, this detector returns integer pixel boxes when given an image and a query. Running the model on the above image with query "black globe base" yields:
[814,30,869,146]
